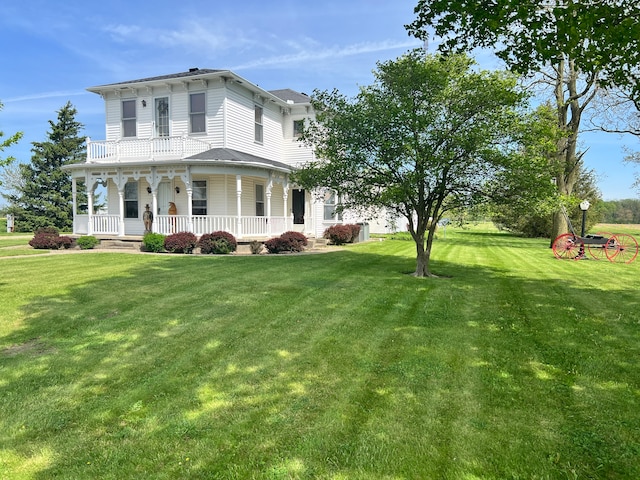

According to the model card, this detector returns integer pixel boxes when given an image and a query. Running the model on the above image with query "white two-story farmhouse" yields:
[64,68,379,239]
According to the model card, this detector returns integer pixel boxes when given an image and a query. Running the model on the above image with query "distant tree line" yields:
[598,199,640,224]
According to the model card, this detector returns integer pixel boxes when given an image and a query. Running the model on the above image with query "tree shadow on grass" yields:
[0,248,639,479]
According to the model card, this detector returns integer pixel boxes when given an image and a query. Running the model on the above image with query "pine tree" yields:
[7,102,86,232]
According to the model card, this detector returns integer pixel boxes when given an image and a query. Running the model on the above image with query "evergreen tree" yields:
[6,102,86,232]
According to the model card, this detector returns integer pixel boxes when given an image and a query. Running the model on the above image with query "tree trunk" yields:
[414,236,430,277]
[549,57,590,242]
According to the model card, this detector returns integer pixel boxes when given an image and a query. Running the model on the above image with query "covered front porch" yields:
[64,148,310,239]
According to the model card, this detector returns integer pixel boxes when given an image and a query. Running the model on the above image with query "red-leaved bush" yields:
[198,231,237,254]
[323,224,360,245]
[264,231,308,254]
[29,227,73,250]
[164,231,198,253]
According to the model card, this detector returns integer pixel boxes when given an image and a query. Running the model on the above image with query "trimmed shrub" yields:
[249,240,263,255]
[199,231,237,254]
[164,231,198,254]
[280,231,308,248]
[142,232,166,253]
[76,235,99,250]
[264,231,307,254]
[29,227,73,250]
[323,224,353,245]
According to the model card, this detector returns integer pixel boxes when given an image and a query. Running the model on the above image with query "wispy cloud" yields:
[4,90,88,103]
[231,39,422,70]
[103,20,255,52]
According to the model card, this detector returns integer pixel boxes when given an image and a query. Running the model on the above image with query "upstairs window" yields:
[155,97,169,137]
[192,180,207,215]
[122,100,136,137]
[293,119,304,138]
[255,184,265,216]
[190,93,206,134]
[124,182,139,218]
[254,105,263,143]
[324,190,342,221]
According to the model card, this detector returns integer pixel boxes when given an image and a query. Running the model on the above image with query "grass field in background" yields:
[0,224,639,479]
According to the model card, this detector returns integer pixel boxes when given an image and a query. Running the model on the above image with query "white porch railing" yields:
[74,215,120,235]
[79,214,292,238]
[86,135,212,162]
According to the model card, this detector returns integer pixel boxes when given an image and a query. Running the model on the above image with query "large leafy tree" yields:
[407,0,640,240]
[5,102,86,232]
[294,50,552,277]
[0,100,23,172]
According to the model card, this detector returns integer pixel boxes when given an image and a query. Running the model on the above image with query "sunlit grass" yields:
[0,225,639,479]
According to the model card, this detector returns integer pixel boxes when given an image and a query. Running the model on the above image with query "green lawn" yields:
[0,226,639,479]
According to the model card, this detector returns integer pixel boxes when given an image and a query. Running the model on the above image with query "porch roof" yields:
[186,148,293,172]
[62,147,294,174]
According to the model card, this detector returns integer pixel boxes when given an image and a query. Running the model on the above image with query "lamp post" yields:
[579,200,590,237]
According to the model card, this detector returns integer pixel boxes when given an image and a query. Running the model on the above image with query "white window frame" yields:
[323,190,342,222]
[293,119,304,138]
[124,182,139,218]
[122,99,137,138]
[254,105,263,143]
[190,92,206,134]
[155,97,170,137]
[192,180,207,215]
[255,184,265,216]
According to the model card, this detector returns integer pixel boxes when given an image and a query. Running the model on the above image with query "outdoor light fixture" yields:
[175,186,180,194]
[579,200,590,237]
[141,99,147,107]
[146,186,152,194]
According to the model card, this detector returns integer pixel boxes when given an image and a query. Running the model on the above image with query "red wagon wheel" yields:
[552,233,581,260]
[605,234,639,264]
[587,232,612,261]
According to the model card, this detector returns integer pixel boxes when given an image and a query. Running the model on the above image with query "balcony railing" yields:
[86,135,212,163]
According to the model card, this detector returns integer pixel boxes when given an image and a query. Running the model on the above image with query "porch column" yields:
[187,187,194,233]
[118,189,125,237]
[71,178,78,235]
[283,184,289,231]
[87,184,94,236]
[266,189,272,236]
[151,191,158,233]
[236,175,243,238]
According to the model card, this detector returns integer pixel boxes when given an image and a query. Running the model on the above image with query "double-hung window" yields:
[192,180,207,215]
[254,105,263,143]
[155,97,169,137]
[293,119,304,138]
[324,190,342,221]
[124,182,139,218]
[122,99,136,137]
[255,184,265,216]
[190,93,206,134]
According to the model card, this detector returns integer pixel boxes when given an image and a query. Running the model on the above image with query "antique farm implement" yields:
[551,207,638,263]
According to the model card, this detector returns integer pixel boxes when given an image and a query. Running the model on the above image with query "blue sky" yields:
[0,0,638,201]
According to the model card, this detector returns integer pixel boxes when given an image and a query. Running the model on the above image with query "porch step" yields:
[97,239,141,250]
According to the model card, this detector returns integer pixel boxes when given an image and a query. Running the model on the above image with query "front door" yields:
[292,189,305,225]
[157,182,172,215]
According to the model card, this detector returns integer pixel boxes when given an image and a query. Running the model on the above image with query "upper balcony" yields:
[86,135,213,164]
